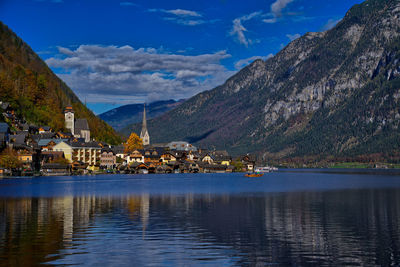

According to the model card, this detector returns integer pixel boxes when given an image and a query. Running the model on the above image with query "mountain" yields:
[0,22,121,144]
[133,0,400,161]
[99,99,184,132]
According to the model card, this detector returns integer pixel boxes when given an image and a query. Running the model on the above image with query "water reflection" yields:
[1,189,400,266]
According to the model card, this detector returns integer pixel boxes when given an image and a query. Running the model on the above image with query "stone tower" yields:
[64,106,74,135]
[140,104,150,146]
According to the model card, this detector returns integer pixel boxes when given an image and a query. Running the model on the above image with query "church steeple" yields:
[140,104,150,146]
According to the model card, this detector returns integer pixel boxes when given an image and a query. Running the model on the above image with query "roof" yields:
[41,151,64,156]
[214,155,232,162]
[40,126,51,131]
[9,133,28,145]
[0,123,9,133]
[167,141,197,151]
[57,132,73,137]
[38,138,69,147]
[69,141,101,149]
[75,118,89,131]
[112,145,125,154]
[64,106,74,113]
[213,150,229,157]
[101,147,115,153]
[39,132,56,139]
[42,163,69,169]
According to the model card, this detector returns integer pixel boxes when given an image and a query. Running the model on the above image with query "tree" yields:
[124,133,143,153]
[0,148,22,169]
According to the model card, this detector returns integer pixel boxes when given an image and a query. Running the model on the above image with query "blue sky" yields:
[1,0,363,114]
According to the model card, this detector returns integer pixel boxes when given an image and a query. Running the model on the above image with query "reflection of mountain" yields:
[1,190,400,265]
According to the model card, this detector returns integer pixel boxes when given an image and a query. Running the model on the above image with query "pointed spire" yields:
[142,103,147,131]
[140,103,150,146]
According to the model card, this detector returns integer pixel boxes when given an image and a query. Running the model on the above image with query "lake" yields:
[1,170,400,266]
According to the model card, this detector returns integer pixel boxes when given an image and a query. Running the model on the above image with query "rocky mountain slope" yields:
[133,0,400,160]
[0,22,121,144]
[99,99,184,132]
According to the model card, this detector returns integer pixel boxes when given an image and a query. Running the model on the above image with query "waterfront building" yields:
[100,148,116,169]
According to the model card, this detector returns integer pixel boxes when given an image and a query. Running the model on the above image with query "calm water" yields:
[1,170,400,266]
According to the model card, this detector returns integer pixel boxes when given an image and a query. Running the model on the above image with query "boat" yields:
[254,166,278,173]
[245,173,264,178]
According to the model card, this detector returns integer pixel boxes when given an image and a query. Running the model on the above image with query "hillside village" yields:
[0,102,257,176]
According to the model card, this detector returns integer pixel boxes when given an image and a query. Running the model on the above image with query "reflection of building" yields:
[3,191,400,266]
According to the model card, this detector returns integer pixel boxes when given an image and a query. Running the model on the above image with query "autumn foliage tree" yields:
[0,148,22,169]
[124,133,143,153]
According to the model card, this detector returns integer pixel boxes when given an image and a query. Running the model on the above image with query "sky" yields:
[0,0,364,114]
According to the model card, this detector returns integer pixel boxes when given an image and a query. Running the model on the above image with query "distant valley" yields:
[99,99,184,133]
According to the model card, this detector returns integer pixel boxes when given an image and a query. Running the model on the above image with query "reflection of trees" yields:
[0,190,399,265]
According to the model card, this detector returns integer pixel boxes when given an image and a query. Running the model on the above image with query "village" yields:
[0,103,257,176]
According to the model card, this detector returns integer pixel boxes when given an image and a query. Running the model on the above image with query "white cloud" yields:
[286,33,301,41]
[271,0,294,17]
[165,9,202,17]
[321,18,341,31]
[46,45,235,104]
[149,8,207,26]
[230,11,263,47]
[263,18,277,24]
[234,54,274,69]
[263,0,295,24]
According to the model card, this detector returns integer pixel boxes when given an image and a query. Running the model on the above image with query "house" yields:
[17,149,33,164]
[112,145,127,161]
[70,141,102,166]
[127,150,144,164]
[38,139,69,151]
[198,162,228,173]
[214,155,232,166]
[41,151,65,164]
[41,163,70,176]
[100,148,116,169]
[53,141,74,162]
[39,126,51,133]
[143,148,163,165]
[160,152,177,164]
[241,154,256,172]
[201,153,215,164]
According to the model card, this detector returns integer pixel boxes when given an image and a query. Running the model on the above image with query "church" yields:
[140,104,150,146]
[64,106,91,142]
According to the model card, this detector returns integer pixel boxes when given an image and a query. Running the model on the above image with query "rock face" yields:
[138,0,400,158]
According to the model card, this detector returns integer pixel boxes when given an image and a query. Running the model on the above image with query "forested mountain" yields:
[132,0,400,161]
[99,99,184,132]
[0,22,121,144]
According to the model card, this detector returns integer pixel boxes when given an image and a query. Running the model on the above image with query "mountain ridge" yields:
[0,21,121,144]
[100,99,184,132]
[131,0,400,160]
